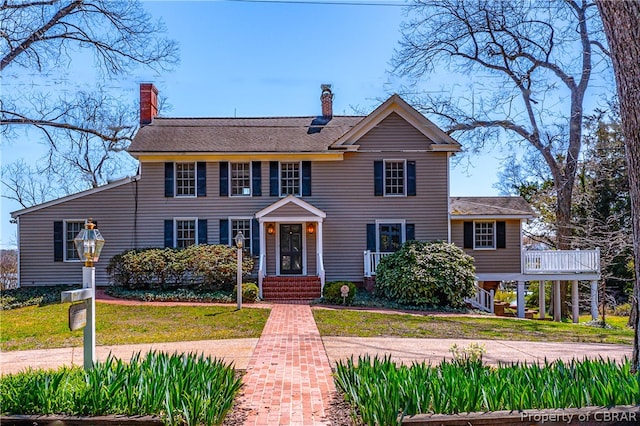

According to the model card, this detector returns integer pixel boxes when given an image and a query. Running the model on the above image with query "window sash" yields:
[280,162,300,196]
[175,163,196,197]
[474,221,496,249]
[65,221,84,261]
[176,219,196,248]
[384,160,406,196]
[230,163,251,196]
[231,219,252,252]
[378,222,403,252]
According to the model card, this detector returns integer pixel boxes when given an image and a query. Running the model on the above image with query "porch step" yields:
[262,276,322,302]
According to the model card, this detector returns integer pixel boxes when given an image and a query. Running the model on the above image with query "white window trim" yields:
[279,161,302,197]
[64,219,87,262]
[375,219,406,252]
[383,159,407,197]
[174,217,199,247]
[174,162,197,198]
[229,162,252,197]
[473,220,496,251]
[229,217,253,250]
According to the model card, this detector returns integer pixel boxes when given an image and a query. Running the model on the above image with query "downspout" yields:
[447,152,452,243]
[15,216,20,288]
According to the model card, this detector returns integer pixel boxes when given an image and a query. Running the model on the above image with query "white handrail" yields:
[522,248,600,274]
[363,250,393,277]
[317,252,325,292]
[464,285,494,313]
[258,254,266,298]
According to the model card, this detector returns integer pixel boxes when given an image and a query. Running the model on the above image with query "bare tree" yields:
[393,0,610,317]
[595,0,640,372]
[1,0,177,205]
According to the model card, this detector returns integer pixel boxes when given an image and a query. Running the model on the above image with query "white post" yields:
[590,280,598,320]
[258,222,265,298]
[237,248,242,310]
[572,280,579,323]
[553,280,561,322]
[517,281,525,319]
[82,266,96,370]
[538,281,546,320]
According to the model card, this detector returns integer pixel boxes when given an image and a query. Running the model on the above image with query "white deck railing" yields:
[522,248,600,274]
[464,285,494,313]
[364,250,392,277]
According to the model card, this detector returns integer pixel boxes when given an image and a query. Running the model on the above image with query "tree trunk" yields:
[596,0,640,373]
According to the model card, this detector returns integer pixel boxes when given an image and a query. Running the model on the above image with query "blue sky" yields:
[1,0,506,249]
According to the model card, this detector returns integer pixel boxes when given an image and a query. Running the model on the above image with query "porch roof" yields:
[255,195,326,221]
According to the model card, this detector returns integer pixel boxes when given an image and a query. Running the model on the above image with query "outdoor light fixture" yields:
[267,223,275,235]
[307,223,315,234]
[234,231,245,249]
[73,219,105,267]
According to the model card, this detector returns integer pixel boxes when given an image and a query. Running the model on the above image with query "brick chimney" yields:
[140,83,158,125]
[320,84,333,119]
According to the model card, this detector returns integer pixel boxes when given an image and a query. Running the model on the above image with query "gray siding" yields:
[17,181,138,286]
[450,219,522,274]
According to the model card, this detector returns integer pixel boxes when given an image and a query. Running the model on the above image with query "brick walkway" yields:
[238,304,335,426]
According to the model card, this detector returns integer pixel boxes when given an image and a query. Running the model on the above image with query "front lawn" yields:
[1,302,270,351]
[313,308,634,344]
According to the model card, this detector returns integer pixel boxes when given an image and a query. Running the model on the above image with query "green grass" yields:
[0,351,242,425]
[1,302,270,351]
[335,355,640,426]
[313,308,634,345]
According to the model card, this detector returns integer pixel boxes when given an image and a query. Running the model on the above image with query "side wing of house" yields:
[12,178,139,287]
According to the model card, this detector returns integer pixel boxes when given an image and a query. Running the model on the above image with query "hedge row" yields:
[106,245,253,291]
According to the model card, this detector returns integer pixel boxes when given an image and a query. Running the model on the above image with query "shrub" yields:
[375,241,475,308]
[613,303,632,316]
[323,281,357,305]
[107,245,253,291]
[233,282,260,303]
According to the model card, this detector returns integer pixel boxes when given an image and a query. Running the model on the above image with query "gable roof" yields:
[450,196,534,219]
[128,94,460,156]
[11,176,140,218]
[255,195,326,220]
[331,94,461,152]
[128,116,363,155]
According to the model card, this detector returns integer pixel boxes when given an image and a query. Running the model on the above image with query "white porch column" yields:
[590,280,599,320]
[538,281,546,320]
[553,280,561,322]
[258,219,266,299]
[316,220,324,290]
[571,280,579,323]
[517,281,525,319]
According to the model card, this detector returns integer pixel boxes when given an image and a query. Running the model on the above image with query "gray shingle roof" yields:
[128,116,364,153]
[450,196,534,217]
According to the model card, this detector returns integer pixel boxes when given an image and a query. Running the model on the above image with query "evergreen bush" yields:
[375,241,475,308]
[233,282,260,303]
[323,281,357,305]
[107,245,253,291]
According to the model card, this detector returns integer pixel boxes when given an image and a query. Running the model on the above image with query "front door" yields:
[280,224,303,274]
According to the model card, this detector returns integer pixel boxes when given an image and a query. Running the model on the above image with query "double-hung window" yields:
[230,163,251,196]
[175,219,197,248]
[474,221,495,250]
[175,163,196,197]
[231,218,252,252]
[384,160,406,196]
[280,162,300,196]
[65,221,85,261]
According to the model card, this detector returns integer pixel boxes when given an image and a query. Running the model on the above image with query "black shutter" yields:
[366,224,376,251]
[269,161,279,196]
[407,161,416,196]
[219,162,229,196]
[197,162,207,197]
[164,162,174,197]
[198,219,208,245]
[406,224,415,241]
[219,219,229,245]
[252,219,260,256]
[252,161,262,196]
[164,220,174,248]
[463,221,473,249]
[374,160,383,196]
[496,221,506,249]
[54,221,64,262]
[301,161,311,196]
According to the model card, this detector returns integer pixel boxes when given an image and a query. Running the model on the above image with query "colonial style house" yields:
[11,84,600,320]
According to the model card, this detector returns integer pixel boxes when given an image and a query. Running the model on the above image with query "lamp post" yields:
[72,219,105,369]
[234,231,245,310]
